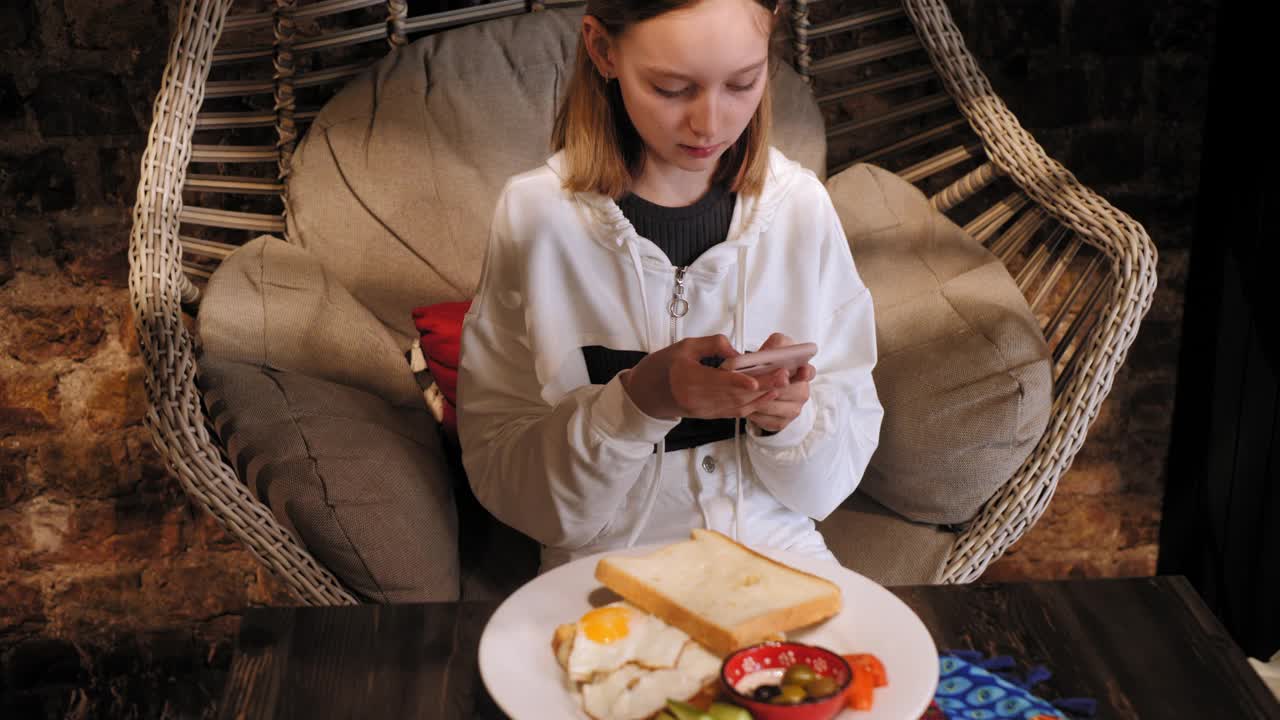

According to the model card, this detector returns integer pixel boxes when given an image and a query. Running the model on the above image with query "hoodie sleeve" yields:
[457,182,680,551]
[744,187,884,521]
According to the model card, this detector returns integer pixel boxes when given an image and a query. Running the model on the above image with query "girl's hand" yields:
[621,335,787,420]
[746,333,815,433]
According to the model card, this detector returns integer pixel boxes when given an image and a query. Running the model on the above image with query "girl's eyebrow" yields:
[645,59,767,81]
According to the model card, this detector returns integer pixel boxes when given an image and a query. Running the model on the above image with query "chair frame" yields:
[129,0,1156,604]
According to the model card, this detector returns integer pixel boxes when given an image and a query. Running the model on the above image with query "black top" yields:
[617,182,735,267]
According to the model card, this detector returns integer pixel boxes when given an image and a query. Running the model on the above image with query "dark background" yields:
[1158,0,1278,661]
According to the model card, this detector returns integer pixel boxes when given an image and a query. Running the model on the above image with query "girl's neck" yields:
[629,153,716,207]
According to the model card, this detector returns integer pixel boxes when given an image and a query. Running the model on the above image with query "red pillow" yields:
[411,300,472,437]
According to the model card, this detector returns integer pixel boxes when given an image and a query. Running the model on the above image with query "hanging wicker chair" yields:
[129,0,1157,605]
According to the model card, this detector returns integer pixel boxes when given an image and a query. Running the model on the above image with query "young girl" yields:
[457,0,883,572]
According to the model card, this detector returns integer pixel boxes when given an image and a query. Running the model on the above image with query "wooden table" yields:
[216,576,1280,719]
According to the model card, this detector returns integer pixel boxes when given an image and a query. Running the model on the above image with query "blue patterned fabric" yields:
[933,653,1069,719]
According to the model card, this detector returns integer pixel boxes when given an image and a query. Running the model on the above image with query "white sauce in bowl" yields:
[733,668,787,695]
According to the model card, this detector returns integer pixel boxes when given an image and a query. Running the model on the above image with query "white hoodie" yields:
[458,147,883,572]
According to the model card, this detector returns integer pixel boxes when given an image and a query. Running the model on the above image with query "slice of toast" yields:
[593,529,841,656]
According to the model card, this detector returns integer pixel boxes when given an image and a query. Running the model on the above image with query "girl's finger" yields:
[749,401,800,427]
[707,334,740,361]
[706,365,760,392]
[739,368,787,393]
[763,382,805,405]
[791,364,816,383]
[766,368,790,389]
[747,398,796,418]
[758,332,794,351]
[733,390,779,417]
[747,413,787,432]
[758,333,784,351]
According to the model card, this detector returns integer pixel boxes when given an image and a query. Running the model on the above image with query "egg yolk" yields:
[580,606,630,644]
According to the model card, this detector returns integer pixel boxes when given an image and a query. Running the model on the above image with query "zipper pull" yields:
[668,266,689,318]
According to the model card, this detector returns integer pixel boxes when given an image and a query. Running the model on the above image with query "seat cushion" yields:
[826,164,1052,526]
[287,7,826,344]
[198,234,421,409]
[817,493,956,586]
[199,355,460,602]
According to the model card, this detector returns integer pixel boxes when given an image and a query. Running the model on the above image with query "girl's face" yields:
[586,0,773,180]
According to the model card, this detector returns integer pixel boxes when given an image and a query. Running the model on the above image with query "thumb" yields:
[792,364,816,382]
[758,332,793,351]
[686,334,741,360]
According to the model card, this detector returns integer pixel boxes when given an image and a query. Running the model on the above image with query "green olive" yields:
[769,684,807,705]
[782,663,817,687]
[805,676,839,698]
[706,703,753,720]
[664,700,712,720]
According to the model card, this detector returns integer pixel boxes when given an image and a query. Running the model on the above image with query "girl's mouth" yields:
[679,143,722,158]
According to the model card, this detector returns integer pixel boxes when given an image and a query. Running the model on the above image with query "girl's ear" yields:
[582,16,618,79]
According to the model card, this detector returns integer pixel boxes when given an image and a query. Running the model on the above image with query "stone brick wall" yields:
[2,1,292,716]
[0,0,1215,715]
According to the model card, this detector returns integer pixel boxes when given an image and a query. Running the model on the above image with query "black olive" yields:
[752,685,782,702]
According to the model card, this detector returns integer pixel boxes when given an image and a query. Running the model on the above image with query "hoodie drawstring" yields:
[624,240,666,548]
[732,245,748,543]
[624,239,654,352]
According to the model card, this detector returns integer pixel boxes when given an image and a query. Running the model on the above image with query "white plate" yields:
[479,546,938,720]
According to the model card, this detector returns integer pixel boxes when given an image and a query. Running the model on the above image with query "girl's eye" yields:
[728,76,761,93]
[654,85,692,98]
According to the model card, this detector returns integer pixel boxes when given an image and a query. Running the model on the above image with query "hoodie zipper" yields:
[668,265,689,344]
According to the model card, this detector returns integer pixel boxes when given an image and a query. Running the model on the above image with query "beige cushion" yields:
[818,493,955,585]
[827,164,1052,526]
[199,356,460,602]
[197,235,421,409]
[286,7,826,345]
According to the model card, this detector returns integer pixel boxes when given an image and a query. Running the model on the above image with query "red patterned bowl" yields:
[720,641,852,720]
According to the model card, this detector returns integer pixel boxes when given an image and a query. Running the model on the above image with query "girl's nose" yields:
[688,91,719,140]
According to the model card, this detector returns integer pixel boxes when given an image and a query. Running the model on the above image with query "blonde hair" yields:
[551,0,784,199]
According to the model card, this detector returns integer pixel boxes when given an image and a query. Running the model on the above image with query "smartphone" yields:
[721,342,818,377]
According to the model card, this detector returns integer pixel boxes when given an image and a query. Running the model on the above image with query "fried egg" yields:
[567,602,692,682]
[580,641,723,720]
